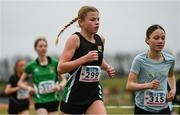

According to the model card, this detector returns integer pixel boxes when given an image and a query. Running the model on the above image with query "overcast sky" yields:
[0,0,180,59]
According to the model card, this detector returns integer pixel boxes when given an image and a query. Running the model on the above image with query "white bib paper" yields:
[144,89,166,106]
[17,88,29,99]
[38,80,55,94]
[79,66,101,82]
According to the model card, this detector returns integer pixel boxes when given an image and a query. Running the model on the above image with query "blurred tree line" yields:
[1,51,180,83]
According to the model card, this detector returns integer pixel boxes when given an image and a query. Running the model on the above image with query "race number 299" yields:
[79,66,101,82]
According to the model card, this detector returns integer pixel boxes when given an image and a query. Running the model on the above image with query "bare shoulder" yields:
[98,34,106,44]
[67,34,79,43]
[66,34,80,49]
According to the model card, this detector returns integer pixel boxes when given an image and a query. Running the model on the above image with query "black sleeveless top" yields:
[62,32,104,104]
[70,32,104,74]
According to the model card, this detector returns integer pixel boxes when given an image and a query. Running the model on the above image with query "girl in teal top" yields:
[18,38,66,114]
[126,24,176,114]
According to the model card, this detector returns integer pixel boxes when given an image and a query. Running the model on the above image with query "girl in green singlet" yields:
[18,37,66,114]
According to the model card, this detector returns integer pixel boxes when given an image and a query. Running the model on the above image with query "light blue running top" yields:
[130,51,175,113]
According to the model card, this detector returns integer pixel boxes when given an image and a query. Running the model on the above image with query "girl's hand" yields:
[84,50,98,62]
[53,84,64,92]
[106,65,116,78]
[27,86,36,95]
[167,89,176,101]
[148,80,160,89]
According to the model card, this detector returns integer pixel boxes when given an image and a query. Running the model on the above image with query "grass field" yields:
[0,104,134,114]
[1,104,180,114]
[0,77,134,114]
[0,76,180,114]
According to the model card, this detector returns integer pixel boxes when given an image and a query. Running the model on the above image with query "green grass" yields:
[0,109,6,114]
[0,82,6,92]
[0,107,134,114]
[0,108,36,114]
[100,77,133,106]
[106,108,133,114]
[1,106,179,114]
[1,75,180,114]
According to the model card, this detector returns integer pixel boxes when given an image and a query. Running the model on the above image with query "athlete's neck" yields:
[147,50,163,62]
[17,71,23,77]
[80,31,95,43]
[38,56,48,66]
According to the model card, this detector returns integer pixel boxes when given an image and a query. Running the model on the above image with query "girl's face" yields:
[146,29,165,52]
[35,40,47,56]
[16,60,26,75]
[80,11,99,34]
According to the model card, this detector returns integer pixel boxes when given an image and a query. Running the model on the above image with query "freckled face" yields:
[80,11,99,34]
[146,29,165,52]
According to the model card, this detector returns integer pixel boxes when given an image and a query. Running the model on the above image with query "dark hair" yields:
[34,37,47,49]
[146,24,165,39]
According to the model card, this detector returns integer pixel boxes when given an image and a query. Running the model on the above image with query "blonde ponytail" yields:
[55,17,78,46]
[56,6,98,46]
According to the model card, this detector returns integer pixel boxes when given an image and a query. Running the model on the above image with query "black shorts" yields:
[8,100,29,114]
[35,101,59,112]
[134,104,171,114]
[60,98,103,114]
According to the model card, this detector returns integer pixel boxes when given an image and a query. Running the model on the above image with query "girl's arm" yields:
[53,74,67,91]
[167,69,176,101]
[99,35,115,77]
[18,73,35,93]
[126,72,160,91]
[58,35,98,74]
[101,58,115,77]
[4,84,19,95]
[58,74,67,90]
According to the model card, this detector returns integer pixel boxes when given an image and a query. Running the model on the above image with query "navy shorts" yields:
[35,101,59,112]
[8,100,29,114]
[60,98,103,114]
[134,104,171,114]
